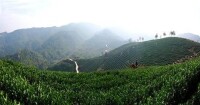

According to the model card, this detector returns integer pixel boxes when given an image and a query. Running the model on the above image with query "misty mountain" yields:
[0,23,101,57]
[3,49,49,69]
[0,23,131,68]
[0,32,7,36]
[73,29,127,58]
[0,27,59,56]
[178,33,200,42]
[39,31,85,61]
[60,23,102,40]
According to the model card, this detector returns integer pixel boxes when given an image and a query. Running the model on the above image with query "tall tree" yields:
[142,37,144,41]
[170,31,176,36]
[173,31,176,36]
[163,32,166,37]
[155,33,158,39]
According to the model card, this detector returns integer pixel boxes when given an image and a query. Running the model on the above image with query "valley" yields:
[1,23,200,104]
[0,23,127,69]
[1,0,200,104]
[1,23,199,72]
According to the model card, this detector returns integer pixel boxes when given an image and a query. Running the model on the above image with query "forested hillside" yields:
[51,37,200,72]
[3,49,49,69]
[73,29,126,58]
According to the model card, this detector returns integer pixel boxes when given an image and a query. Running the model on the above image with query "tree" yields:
[155,33,158,39]
[170,31,176,36]
[138,37,144,42]
[163,32,166,37]
[141,37,144,41]
[173,31,176,36]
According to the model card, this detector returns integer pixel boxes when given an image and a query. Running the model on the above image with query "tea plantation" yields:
[0,57,200,104]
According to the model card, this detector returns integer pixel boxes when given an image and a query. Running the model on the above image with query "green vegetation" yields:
[0,23,126,68]
[106,37,200,66]
[48,59,75,72]
[53,37,200,72]
[184,83,200,104]
[73,29,126,58]
[3,49,49,69]
[1,55,200,104]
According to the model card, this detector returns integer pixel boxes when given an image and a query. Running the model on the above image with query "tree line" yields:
[128,30,176,43]
[155,31,176,39]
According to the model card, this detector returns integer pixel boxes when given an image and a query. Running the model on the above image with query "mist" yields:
[0,0,200,36]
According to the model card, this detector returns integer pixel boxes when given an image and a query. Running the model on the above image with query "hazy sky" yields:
[0,0,200,35]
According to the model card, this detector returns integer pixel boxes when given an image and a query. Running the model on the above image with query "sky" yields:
[0,0,200,35]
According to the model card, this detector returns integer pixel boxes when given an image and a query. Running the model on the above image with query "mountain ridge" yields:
[49,37,200,72]
[178,33,200,42]
[0,23,127,68]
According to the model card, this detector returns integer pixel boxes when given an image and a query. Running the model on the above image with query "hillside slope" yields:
[0,27,58,57]
[0,23,129,68]
[0,23,101,58]
[48,59,76,72]
[1,56,200,104]
[73,29,126,58]
[38,31,84,61]
[51,37,200,72]
[3,49,49,69]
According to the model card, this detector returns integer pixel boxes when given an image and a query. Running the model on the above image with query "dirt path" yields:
[69,59,79,73]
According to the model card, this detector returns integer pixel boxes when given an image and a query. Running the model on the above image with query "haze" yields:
[0,0,200,35]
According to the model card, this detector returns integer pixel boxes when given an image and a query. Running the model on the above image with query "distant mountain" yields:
[73,29,126,58]
[0,27,59,56]
[0,23,103,65]
[0,32,7,36]
[39,31,85,61]
[0,23,101,57]
[60,23,102,40]
[178,33,200,42]
[3,49,48,69]
[50,37,200,72]
[0,23,134,69]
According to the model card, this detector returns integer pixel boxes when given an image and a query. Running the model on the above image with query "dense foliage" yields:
[1,56,200,104]
[48,59,75,72]
[3,49,49,69]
